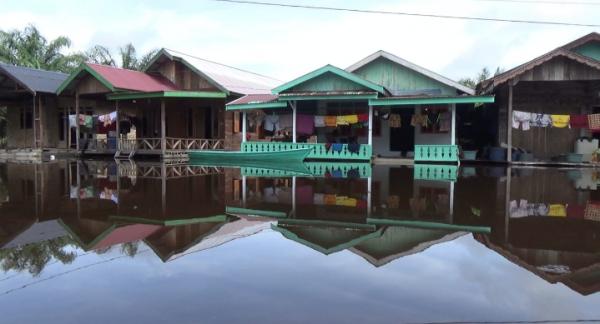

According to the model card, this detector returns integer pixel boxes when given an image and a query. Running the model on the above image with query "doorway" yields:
[389,107,415,156]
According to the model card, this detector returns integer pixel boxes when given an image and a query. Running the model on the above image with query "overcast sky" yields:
[2,0,599,82]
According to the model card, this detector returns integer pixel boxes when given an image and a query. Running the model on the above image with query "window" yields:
[20,107,33,129]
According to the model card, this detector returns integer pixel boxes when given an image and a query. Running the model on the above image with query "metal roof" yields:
[0,62,68,94]
[227,94,279,106]
[147,49,281,95]
[346,50,475,95]
[87,63,179,92]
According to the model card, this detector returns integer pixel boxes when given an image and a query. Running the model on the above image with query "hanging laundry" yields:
[336,115,349,126]
[336,196,358,207]
[588,114,600,133]
[314,116,326,127]
[570,115,589,129]
[530,113,552,128]
[69,115,77,128]
[512,111,531,130]
[358,113,369,122]
[510,199,529,218]
[296,114,315,135]
[84,115,93,129]
[584,201,600,222]
[389,114,402,128]
[567,204,585,219]
[264,114,280,132]
[341,115,359,125]
[324,116,337,127]
[313,193,325,205]
[411,114,428,127]
[279,114,293,130]
[347,143,361,154]
[331,143,344,153]
[331,169,343,178]
[550,115,570,128]
[548,204,567,217]
[438,112,451,132]
[323,194,337,205]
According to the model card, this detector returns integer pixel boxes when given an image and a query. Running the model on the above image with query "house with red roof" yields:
[0,48,279,158]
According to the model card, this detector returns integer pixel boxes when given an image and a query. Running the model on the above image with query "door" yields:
[389,108,415,155]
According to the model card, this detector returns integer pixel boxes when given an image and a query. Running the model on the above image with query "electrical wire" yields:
[474,0,600,5]
[207,0,600,27]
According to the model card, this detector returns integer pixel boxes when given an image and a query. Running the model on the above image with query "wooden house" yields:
[479,32,600,164]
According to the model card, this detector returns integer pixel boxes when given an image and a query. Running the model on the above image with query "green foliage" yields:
[0,25,84,73]
[85,43,158,71]
[458,67,505,89]
[0,236,77,276]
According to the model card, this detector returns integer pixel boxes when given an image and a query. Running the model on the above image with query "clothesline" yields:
[512,110,600,132]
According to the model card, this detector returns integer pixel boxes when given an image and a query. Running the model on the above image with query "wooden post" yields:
[450,103,456,146]
[504,166,511,242]
[75,92,80,151]
[161,99,166,157]
[32,94,37,149]
[291,101,297,143]
[242,111,247,143]
[161,162,167,217]
[115,100,120,151]
[507,83,513,163]
[368,105,373,146]
[242,175,247,208]
[367,176,372,218]
[64,106,68,150]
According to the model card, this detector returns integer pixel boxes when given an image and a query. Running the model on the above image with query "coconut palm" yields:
[86,43,157,71]
[0,25,84,73]
[0,236,77,276]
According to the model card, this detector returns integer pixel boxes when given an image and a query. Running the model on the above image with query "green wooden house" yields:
[226,50,494,163]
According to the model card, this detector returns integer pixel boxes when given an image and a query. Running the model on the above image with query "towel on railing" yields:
[331,143,344,153]
[347,143,361,154]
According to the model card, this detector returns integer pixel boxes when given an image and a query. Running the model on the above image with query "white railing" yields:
[117,138,224,152]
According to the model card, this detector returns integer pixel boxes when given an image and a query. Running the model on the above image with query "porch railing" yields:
[413,164,458,181]
[241,142,372,161]
[414,145,459,163]
[117,138,225,152]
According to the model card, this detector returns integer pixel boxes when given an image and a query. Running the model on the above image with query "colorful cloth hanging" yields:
[296,114,314,135]
[530,113,552,127]
[314,116,325,127]
[389,114,402,128]
[550,115,570,128]
[588,114,600,132]
[324,116,337,127]
[358,113,369,122]
[570,115,588,129]
[548,204,567,217]
[512,111,531,130]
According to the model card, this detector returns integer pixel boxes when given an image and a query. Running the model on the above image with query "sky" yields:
[1,0,600,82]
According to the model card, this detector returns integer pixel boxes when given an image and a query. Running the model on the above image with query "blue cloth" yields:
[331,169,343,178]
[347,143,360,154]
[331,143,344,153]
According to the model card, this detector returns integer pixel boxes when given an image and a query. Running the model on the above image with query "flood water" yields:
[1,160,600,323]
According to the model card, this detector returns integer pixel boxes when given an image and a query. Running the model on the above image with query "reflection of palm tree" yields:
[0,236,77,276]
[121,241,140,258]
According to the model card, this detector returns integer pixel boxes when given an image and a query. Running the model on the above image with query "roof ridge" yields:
[86,62,148,74]
[164,48,281,82]
[0,61,69,76]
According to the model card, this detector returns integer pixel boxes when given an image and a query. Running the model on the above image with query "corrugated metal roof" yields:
[227,94,279,105]
[87,63,179,92]
[0,62,68,94]
[346,50,475,95]
[161,49,281,95]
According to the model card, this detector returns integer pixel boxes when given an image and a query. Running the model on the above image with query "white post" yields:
[450,103,456,146]
[368,105,373,146]
[291,101,297,143]
[242,111,247,143]
[367,176,372,218]
[242,175,247,208]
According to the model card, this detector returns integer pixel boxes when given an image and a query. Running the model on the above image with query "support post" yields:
[291,101,297,143]
[32,94,37,149]
[368,105,373,146]
[292,176,297,218]
[242,175,247,208]
[507,83,513,163]
[242,111,247,143]
[115,100,120,151]
[161,99,166,157]
[75,92,80,151]
[504,166,511,242]
[39,95,44,150]
[161,162,167,218]
[65,106,70,150]
[450,103,456,146]
[367,176,372,218]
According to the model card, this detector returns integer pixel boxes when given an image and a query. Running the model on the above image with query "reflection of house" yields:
[1,220,67,249]
[350,226,465,267]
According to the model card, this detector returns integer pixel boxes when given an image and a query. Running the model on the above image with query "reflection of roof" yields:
[91,223,162,250]
[167,215,273,262]
[350,226,466,267]
[2,220,67,249]
[87,63,179,92]
[149,48,280,95]
[0,62,68,94]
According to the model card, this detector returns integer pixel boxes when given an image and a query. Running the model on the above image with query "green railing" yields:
[241,142,372,161]
[241,162,372,178]
[413,164,458,181]
[414,145,459,163]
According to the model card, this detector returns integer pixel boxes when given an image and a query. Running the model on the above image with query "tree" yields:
[458,67,504,90]
[85,43,158,71]
[0,25,84,73]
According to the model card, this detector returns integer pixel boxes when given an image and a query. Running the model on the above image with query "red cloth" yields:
[356,200,368,209]
[567,204,585,219]
[570,115,588,129]
[358,113,369,122]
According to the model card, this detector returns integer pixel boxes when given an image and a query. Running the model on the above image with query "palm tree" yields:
[0,25,84,73]
[459,67,505,89]
[86,43,157,71]
[0,236,77,276]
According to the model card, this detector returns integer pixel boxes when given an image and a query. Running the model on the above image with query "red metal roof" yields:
[87,63,179,92]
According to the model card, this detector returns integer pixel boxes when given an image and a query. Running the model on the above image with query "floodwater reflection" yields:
[1,161,600,323]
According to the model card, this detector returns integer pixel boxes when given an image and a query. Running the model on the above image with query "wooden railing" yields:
[414,145,459,163]
[117,138,224,152]
[241,142,372,161]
